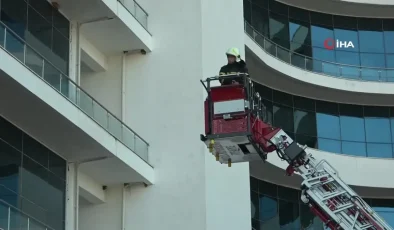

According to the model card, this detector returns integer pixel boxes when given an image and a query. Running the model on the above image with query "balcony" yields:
[56,0,152,54]
[0,21,153,185]
[0,199,53,230]
[245,21,394,83]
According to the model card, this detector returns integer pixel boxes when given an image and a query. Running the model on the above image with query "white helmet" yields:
[226,47,241,61]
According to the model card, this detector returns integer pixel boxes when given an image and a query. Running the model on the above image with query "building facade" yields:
[0,0,394,229]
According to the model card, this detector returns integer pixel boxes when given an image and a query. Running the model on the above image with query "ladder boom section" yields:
[201,74,392,230]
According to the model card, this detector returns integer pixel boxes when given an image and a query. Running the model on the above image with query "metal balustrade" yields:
[118,0,149,30]
[0,21,150,164]
[245,21,394,82]
[0,199,54,230]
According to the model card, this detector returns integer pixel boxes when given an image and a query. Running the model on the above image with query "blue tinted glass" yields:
[289,22,310,45]
[367,143,392,158]
[358,31,384,53]
[374,211,394,228]
[311,25,334,48]
[391,119,394,143]
[341,141,366,157]
[316,113,340,139]
[387,54,394,67]
[384,31,394,53]
[360,53,386,81]
[259,195,278,222]
[336,51,360,79]
[333,29,359,52]
[312,48,338,75]
[318,138,341,153]
[340,116,365,142]
[365,118,391,143]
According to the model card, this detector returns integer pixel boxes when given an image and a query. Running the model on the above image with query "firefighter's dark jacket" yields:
[219,60,248,85]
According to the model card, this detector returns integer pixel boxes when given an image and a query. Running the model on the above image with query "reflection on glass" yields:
[358,31,384,53]
[5,29,24,62]
[341,141,366,157]
[92,101,108,129]
[78,89,94,117]
[279,200,300,230]
[251,191,259,219]
[294,110,316,136]
[108,114,122,140]
[44,62,61,91]
[259,195,280,229]
[318,138,341,153]
[365,118,391,143]
[9,207,28,230]
[367,143,393,158]
[26,47,43,77]
[316,113,340,139]
[340,116,365,142]
[273,105,294,132]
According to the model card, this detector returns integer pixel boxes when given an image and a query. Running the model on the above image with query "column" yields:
[65,162,79,230]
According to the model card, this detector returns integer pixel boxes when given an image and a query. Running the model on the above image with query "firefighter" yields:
[219,47,248,85]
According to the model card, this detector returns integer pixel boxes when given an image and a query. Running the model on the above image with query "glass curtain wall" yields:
[244,0,394,81]
[0,116,66,230]
[0,0,70,74]
[251,177,394,229]
[255,83,394,159]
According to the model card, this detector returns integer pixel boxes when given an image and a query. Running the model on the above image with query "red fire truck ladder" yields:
[200,74,393,230]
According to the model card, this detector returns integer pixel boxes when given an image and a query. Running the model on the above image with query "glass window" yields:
[251,176,259,192]
[269,12,290,49]
[251,191,260,219]
[312,48,337,75]
[28,0,53,22]
[289,19,310,46]
[277,186,298,202]
[23,134,49,168]
[27,6,52,59]
[288,7,309,23]
[259,180,277,197]
[311,25,334,48]
[48,152,66,180]
[52,29,69,74]
[333,15,357,30]
[259,194,280,228]
[53,9,69,38]
[318,138,341,153]
[21,156,48,211]
[0,116,23,151]
[367,143,392,158]
[360,53,385,68]
[341,141,366,157]
[252,4,269,37]
[340,116,365,142]
[384,31,394,53]
[279,200,300,230]
[296,134,317,148]
[294,110,317,136]
[333,28,359,52]
[335,51,360,79]
[293,96,315,111]
[256,84,273,101]
[300,203,324,230]
[0,139,22,193]
[273,90,293,107]
[365,118,391,143]
[263,99,273,124]
[310,12,332,26]
[268,0,288,15]
[316,113,340,139]
[0,0,27,37]
[390,119,394,143]
[359,31,384,53]
[252,0,268,9]
[316,101,339,115]
[273,105,294,132]
[244,0,252,24]
[47,173,65,228]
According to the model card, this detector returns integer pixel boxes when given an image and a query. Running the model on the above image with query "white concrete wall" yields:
[78,0,251,229]
[80,56,122,118]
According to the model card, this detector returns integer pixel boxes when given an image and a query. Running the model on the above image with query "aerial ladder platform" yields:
[200,74,393,230]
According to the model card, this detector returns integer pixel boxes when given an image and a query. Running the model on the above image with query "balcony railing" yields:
[244,21,394,82]
[118,0,149,30]
[0,199,54,230]
[0,21,150,164]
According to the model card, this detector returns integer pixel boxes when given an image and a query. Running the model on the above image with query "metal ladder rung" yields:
[321,190,347,201]
[308,177,335,187]
[333,203,354,213]
[360,224,373,229]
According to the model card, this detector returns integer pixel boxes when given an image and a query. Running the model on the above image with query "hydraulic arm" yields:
[200,74,393,230]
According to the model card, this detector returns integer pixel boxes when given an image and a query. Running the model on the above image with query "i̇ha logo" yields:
[323,38,354,50]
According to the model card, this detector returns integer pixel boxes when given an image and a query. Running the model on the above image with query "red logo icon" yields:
[324,38,335,50]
